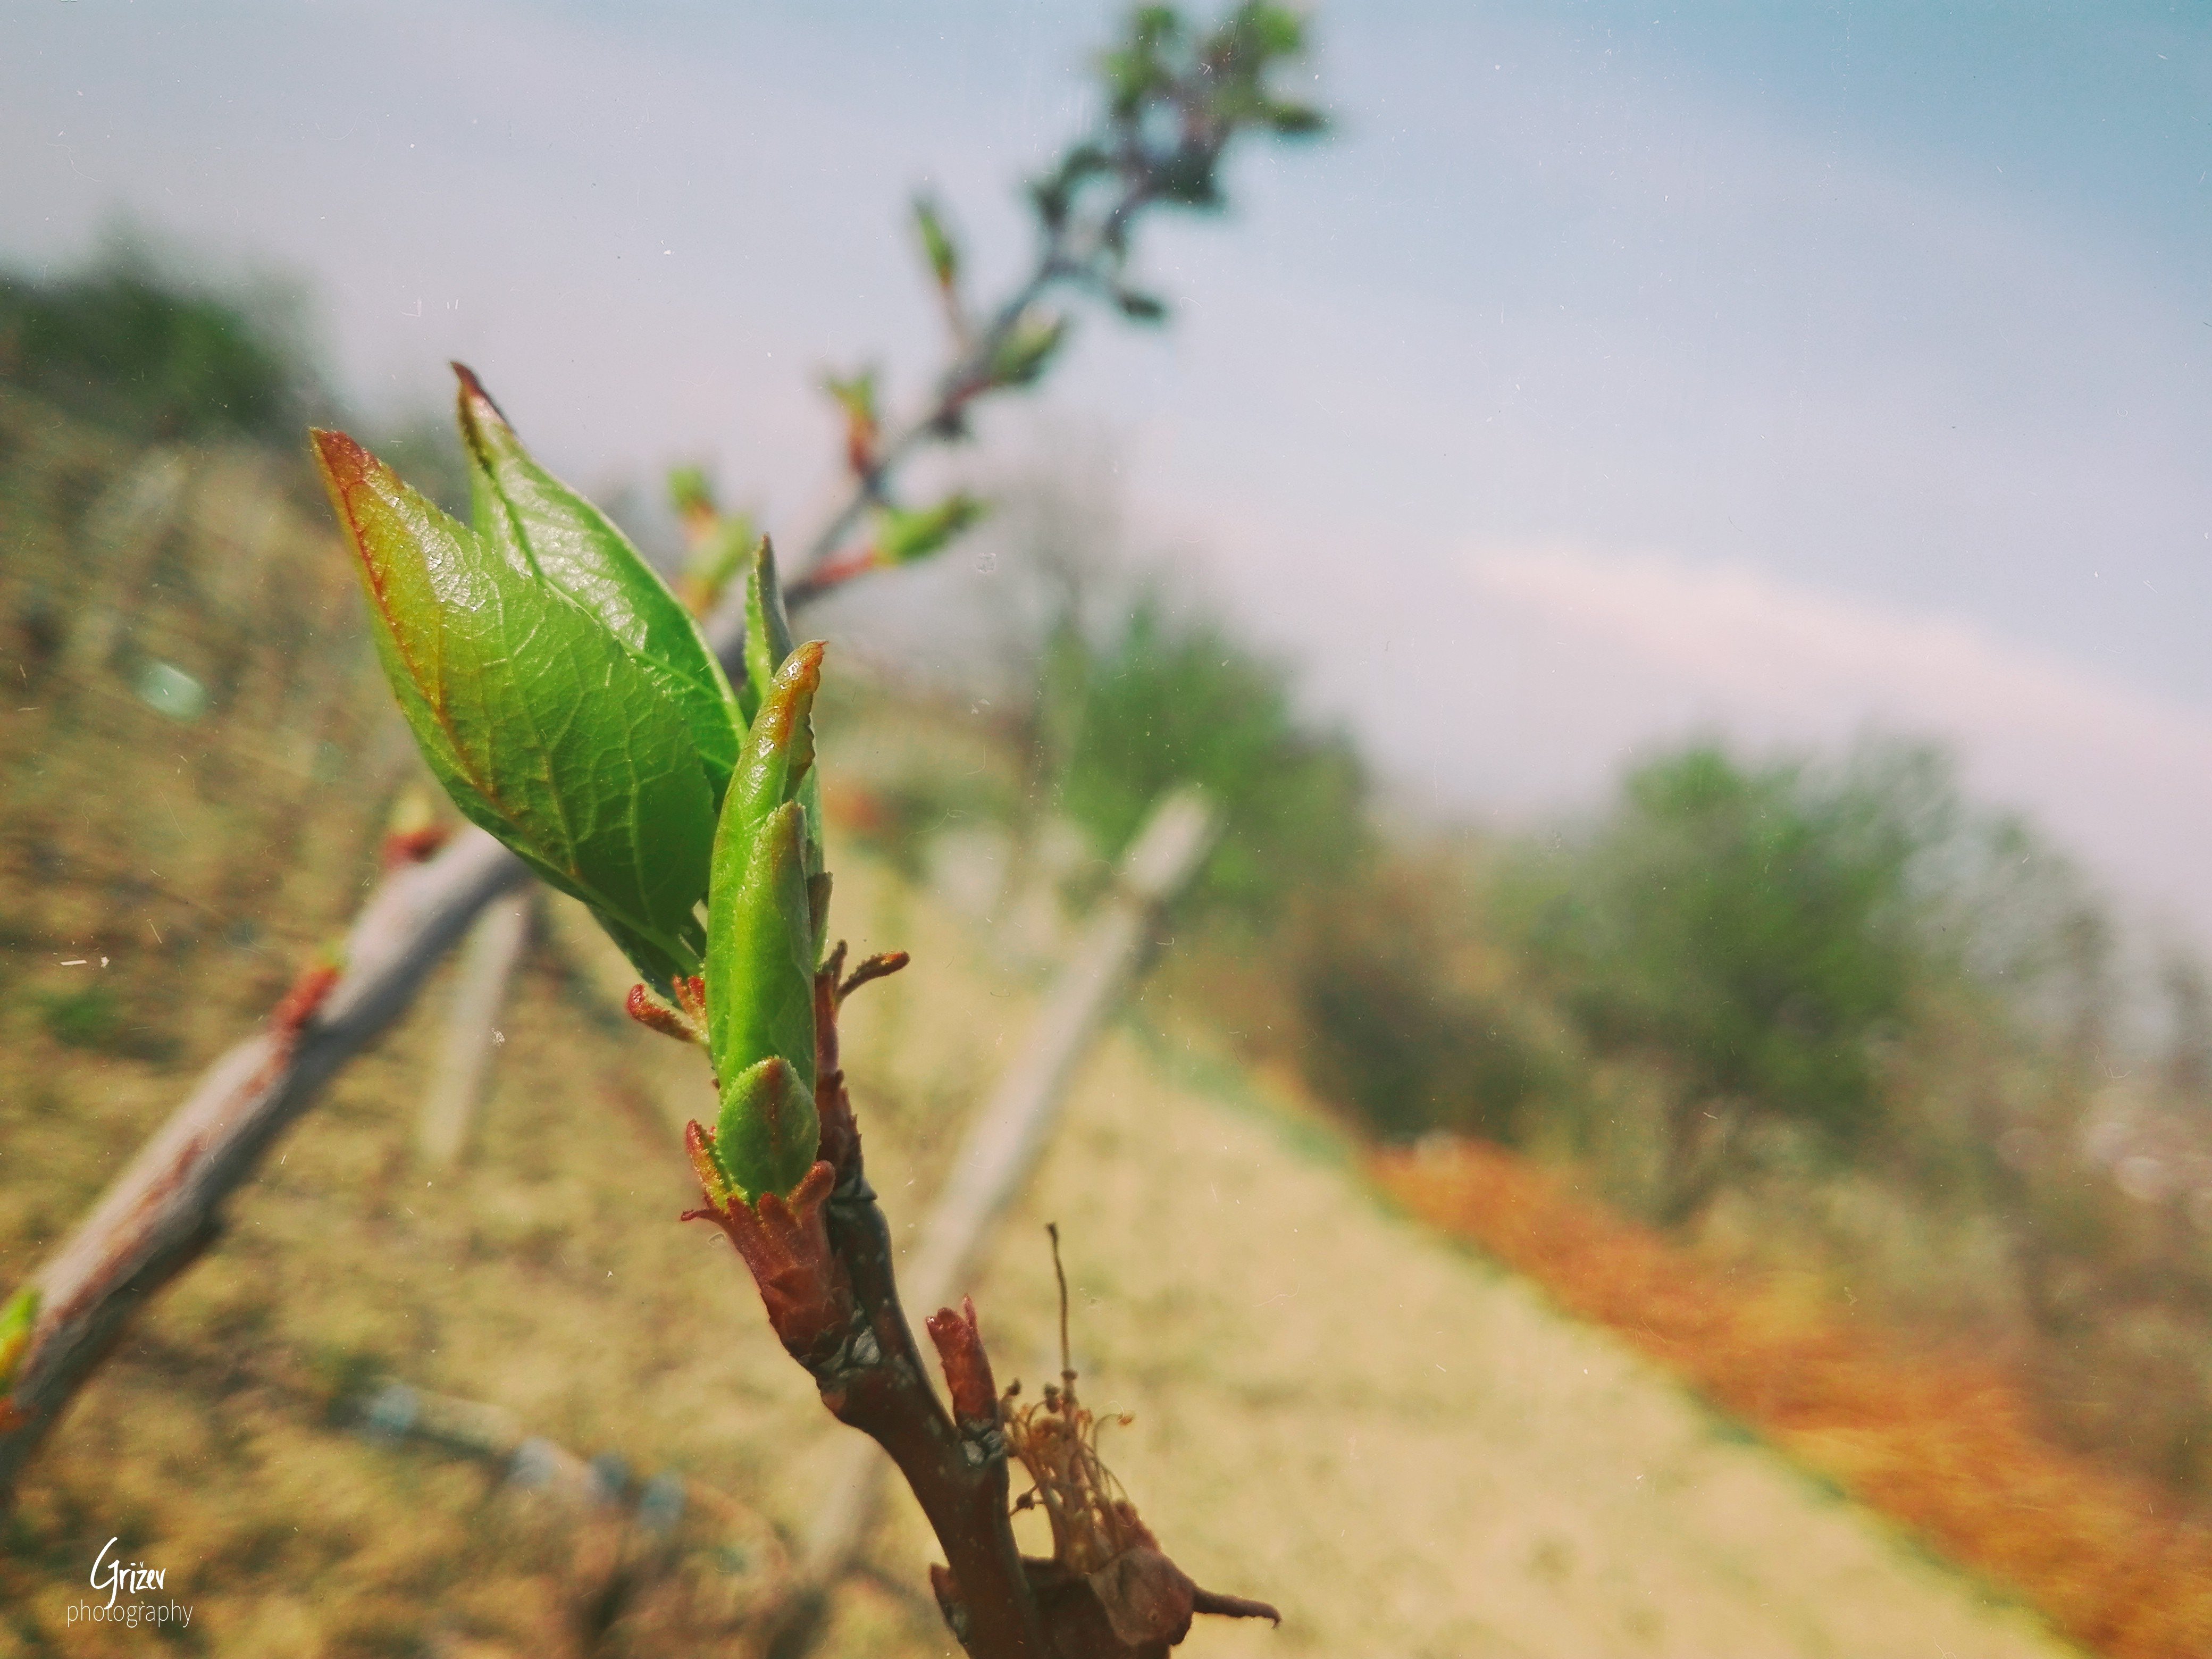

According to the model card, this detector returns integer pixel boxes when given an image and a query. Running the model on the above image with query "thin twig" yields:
[1048,1221,1073,1390]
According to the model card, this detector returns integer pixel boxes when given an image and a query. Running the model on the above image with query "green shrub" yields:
[1040,597,1364,919]
[1508,742,1963,1153]
[1293,853,1580,1144]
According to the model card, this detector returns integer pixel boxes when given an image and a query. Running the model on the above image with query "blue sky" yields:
[7,1,2212,931]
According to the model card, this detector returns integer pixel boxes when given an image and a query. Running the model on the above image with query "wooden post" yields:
[416,893,535,1170]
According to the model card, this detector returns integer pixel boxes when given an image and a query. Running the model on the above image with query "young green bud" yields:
[876,493,988,567]
[711,1055,820,1204]
[988,307,1070,389]
[706,799,820,1197]
[912,194,961,290]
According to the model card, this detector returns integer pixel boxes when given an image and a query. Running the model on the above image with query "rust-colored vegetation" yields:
[1376,1137,2212,1659]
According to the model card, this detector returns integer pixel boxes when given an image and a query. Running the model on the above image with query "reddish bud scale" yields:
[683,1119,731,1205]
[672,974,708,1028]
[926,1295,1000,1425]
[682,1159,848,1363]
[625,983,698,1043]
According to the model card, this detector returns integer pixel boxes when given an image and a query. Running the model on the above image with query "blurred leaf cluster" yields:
[1044,2,1326,274]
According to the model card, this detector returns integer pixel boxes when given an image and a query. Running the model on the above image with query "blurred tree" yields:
[1036,594,1364,919]
[0,245,326,447]
[1508,742,1956,1214]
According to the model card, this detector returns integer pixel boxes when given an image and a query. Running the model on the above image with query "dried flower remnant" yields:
[932,1226,1281,1655]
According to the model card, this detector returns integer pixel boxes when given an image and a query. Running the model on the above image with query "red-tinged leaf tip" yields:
[451,360,512,440]
[309,430,426,611]
[450,359,497,409]
[309,427,374,494]
[750,640,827,754]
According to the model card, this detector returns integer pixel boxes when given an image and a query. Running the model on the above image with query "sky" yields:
[6,1,2211,935]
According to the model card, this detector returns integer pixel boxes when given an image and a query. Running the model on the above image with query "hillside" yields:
[0,400,2083,1655]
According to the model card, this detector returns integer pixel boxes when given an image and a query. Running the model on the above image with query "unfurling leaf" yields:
[455,365,743,801]
[726,639,823,848]
[912,194,960,290]
[738,543,828,902]
[876,493,988,567]
[314,427,716,990]
[706,638,828,1196]
[987,307,1069,388]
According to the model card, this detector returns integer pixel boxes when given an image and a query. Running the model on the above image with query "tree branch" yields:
[0,828,526,1496]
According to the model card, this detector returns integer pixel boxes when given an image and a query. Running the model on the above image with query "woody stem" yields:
[810,1170,1043,1657]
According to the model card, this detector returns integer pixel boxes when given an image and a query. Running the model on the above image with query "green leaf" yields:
[740,539,799,727]
[454,366,742,805]
[876,493,988,567]
[1264,101,1328,136]
[1113,289,1169,324]
[707,798,820,1196]
[878,498,975,565]
[912,194,960,289]
[315,428,716,989]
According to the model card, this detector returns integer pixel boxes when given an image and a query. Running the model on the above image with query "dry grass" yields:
[1376,1136,2212,1659]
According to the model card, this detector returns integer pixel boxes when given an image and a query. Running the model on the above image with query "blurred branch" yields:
[710,1,1327,610]
[0,828,527,1497]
